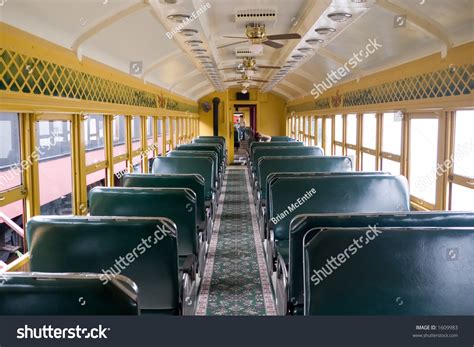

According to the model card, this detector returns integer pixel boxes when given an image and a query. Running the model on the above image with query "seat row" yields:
[0,136,227,315]
[247,137,474,315]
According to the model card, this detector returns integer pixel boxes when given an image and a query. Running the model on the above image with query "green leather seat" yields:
[304,227,474,315]
[167,150,220,189]
[258,156,352,202]
[270,136,295,142]
[27,216,185,315]
[268,174,409,243]
[252,146,324,179]
[0,272,139,315]
[249,141,303,162]
[122,173,208,230]
[89,187,201,273]
[176,143,224,169]
[290,211,474,315]
[152,156,215,203]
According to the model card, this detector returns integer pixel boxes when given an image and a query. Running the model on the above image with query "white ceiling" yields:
[1,0,473,101]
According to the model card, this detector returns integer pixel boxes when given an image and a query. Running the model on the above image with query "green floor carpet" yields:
[196,167,275,315]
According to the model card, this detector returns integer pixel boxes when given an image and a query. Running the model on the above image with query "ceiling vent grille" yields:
[234,8,278,24]
[235,47,263,57]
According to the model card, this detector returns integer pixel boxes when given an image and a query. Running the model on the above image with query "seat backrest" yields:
[250,141,303,158]
[289,211,474,308]
[27,216,179,313]
[167,150,219,182]
[253,147,324,174]
[194,138,225,146]
[270,136,295,142]
[268,174,410,241]
[177,143,223,166]
[122,173,206,223]
[152,157,214,201]
[89,187,197,257]
[0,272,139,315]
[259,156,352,200]
[304,227,474,315]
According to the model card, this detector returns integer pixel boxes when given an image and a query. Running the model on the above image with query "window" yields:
[382,112,402,155]
[36,120,73,215]
[361,113,377,171]
[324,118,332,155]
[346,114,357,145]
[0,113,21,192]
[362,113,377,150]
[335,114,343,155]
[449,110,474,211]
[362,154,377,171]
[146,116,154,146]
[409,117,439,205]
[335,115,343,142]
[452,110,474,179]
[316,118,323,148]
[84,114,105,166]
[113,115,126,157]
[382,158,400,175]
[0,201,25,264]
[131,116,141,151]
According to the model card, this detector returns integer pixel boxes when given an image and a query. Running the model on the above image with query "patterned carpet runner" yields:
[196,166,276,315]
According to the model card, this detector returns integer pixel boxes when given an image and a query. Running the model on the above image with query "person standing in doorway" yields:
[238,115,246,141]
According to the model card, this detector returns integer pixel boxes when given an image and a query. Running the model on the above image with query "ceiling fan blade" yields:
[256,65,281,69]
[266,33,302,40]
[223,36,248,39]
[217,40,248,49]
[263,40,284,49]
[250,79,269,83]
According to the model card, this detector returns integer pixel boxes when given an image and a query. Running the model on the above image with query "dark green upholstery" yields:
[177,143,224,168]
[167,150,219,187]
[27,216,180,313]
[0,273,139,315]
[259,156,352,201]
[152,157,215,201]
[89,187,198,258]
[268,174,409,241]
[270,136,295,142]
[288,212,474,313]
[249,141,303,158]
[122,173,206,225]
[252,147,324,177]
[194,138,226,146]
[266,172,388,219]
[304,227,474,315]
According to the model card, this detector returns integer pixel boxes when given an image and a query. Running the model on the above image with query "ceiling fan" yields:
[223,73,268,84]
[219,57,281,72]
[218,23,301,49]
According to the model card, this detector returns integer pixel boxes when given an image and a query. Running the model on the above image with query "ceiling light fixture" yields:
[328,12,352,22]
[185,40,203,46]
[167,14,191,23]
[314,27,336,35]
[298,47,314,53]
[179,29,198,37]
[306,38,324,45]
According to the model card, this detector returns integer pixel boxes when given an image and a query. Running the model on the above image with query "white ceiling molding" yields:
[142,50,184,80]
[316,46,366,77]
[194,86,216,100]
[71,1,149,56]
[375,0,453,58]
[279,80,307,97]
[290,68,315,84]
[187,80,212,96]
[169,70,203,91]
[272,87,292,100]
